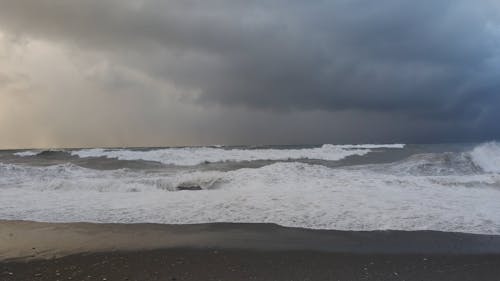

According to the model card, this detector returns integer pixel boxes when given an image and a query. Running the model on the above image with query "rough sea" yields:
[1,143,499,234]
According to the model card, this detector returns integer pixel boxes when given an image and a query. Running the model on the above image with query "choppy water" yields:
[1,142,500,234]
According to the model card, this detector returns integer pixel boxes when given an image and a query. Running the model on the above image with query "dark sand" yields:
[3,250,500,281]
[2,220,500,280]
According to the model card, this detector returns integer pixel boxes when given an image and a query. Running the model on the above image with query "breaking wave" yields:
[362,142,500,176]
[13,151,40,157]
[376,152,481,176]
[470,142,500,173]
[68,144,404,165]
[1,148,500,234]
[13,149,66,157]
[0,162,222,192]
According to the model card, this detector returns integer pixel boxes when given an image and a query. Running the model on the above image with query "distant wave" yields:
[13,151,41,157]
[336,144,405,149]
[13,149,66,157]
[69,144,405,166]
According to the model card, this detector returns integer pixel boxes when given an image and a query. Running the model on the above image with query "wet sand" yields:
[2,220,500,280]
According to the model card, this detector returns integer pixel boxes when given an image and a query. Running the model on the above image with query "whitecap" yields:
[13,151,41,157]
[470,142,500,173]
[70,144,405,166]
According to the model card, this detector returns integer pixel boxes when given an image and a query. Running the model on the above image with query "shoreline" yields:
[2,220,500,261]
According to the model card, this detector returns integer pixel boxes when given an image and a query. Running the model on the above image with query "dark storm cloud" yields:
[0,0,500,145]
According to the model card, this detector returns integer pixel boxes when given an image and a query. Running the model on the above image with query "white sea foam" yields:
[13,149,65,157]
[375,152,481,176]
[0,158,499,234]
[70,144,405,165]
[470,142,500,173]
[13,151,40,157]
[336,143,406,149]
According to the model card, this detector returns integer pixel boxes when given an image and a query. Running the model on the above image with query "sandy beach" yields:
[2,220,500,280]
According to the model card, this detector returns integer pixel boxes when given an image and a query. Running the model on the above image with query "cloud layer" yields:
[0,0,499,148]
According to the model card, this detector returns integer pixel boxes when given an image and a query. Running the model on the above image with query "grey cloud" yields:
[0,72,30,92]
[0,0,500,145]
[0,73,10,87]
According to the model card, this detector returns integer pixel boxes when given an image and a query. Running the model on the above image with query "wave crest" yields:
[14,149,66,157]
[470,142,500,173]
[69,144,405,166]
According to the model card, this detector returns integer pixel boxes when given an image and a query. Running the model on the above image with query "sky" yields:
[1,0,500,148]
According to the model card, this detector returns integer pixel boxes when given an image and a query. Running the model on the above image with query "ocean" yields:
[1,143,499,235]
